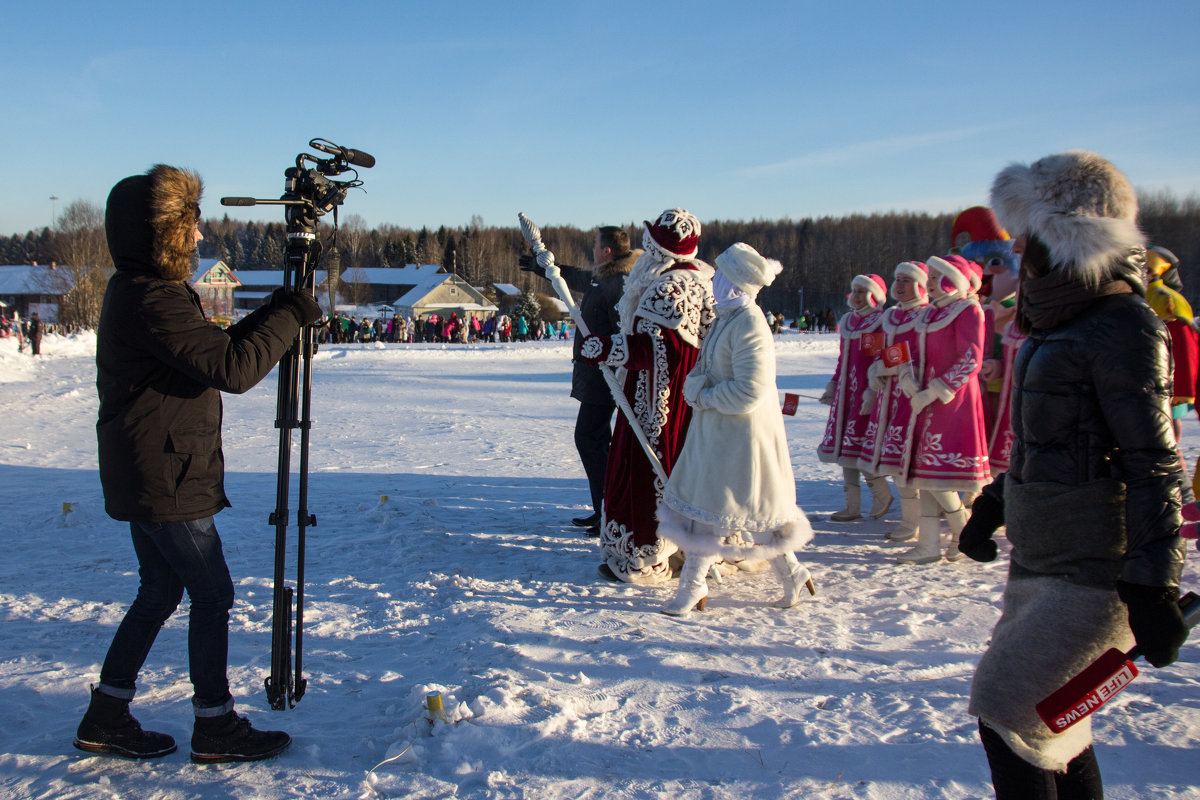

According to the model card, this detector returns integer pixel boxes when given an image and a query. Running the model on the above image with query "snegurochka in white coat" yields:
[658,243,815,616]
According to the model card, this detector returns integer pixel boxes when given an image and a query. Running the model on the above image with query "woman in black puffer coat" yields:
[961,151,1189,799]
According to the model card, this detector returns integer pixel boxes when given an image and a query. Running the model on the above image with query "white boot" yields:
[662,553,718,616]
[830,476,861,521]
[896,516,942,564]
[771,552,817,608]
[887,489,920,541]
[944,506,969,562]
[866,476,893,519]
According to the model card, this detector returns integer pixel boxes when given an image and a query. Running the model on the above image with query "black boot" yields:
[191,711,290,763]
[74,687,177,759]
[572,511,601,527]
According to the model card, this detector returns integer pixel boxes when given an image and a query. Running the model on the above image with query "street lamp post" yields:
[49,195,59,231]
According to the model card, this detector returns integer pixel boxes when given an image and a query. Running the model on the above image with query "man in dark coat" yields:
[561,226,639,533]
[75,164,322,763]
[27,312,43,355]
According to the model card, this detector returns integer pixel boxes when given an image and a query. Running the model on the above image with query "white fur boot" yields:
[887,487,920,541]
[943,506,969,562]
[896,516,942,565]
[830,471,862,521]
[866,475,893,519]
[662,553,718,616]
[771,552,817,608]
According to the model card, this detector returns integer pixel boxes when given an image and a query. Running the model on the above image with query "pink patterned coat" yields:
[902,297,990,491]
[818,307,884,467]
[857,300,927,477]
[988,319,1027,475]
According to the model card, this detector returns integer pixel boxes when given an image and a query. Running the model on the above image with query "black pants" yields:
[979,720,1103,800]
[574,401,615,517]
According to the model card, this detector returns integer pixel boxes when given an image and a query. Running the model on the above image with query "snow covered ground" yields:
[0,330,1197,800]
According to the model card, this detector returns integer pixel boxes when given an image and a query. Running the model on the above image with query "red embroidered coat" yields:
[599,263,715,584]
[818,306,884,466]
[857,299,927,477]
[902,297,990,491]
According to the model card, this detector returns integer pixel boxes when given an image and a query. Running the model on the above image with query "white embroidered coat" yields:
[659,304,813,557]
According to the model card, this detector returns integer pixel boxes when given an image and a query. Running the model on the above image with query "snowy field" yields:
[1,330,1197,800]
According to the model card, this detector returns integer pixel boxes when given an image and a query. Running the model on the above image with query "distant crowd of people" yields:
[318,311,572,344]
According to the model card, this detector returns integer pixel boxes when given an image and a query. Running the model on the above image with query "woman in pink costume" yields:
[857,262,930,541]
[894,254,990,564]
[818,274,891,521]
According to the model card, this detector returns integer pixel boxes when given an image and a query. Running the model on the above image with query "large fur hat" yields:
[106,164,203,282]
[715,242,783,294]
[642,208,701,262]
[990,150,1143,280]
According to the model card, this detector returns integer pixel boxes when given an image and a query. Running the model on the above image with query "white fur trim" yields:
[927,256,970,296]
[927,377,956,404]
[990,150,1144,282]
[852,274,887,307]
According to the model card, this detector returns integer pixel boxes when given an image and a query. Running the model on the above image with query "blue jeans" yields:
[98,517,235,716]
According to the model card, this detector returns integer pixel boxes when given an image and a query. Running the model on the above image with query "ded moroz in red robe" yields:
[597,257,715,584]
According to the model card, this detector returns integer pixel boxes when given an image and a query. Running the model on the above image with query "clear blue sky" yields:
[5,0,1198,237]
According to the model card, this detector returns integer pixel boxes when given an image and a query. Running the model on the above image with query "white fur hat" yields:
[990,150,1144,279]
[852,274,887,307]
[715,243,783,293]
[926,255,973,296]
[893,261,929,298]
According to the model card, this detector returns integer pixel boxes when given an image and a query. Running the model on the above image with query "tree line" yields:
[4,194,1197,329]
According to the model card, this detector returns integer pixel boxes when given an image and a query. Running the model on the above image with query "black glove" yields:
[518,253,546,279]
[1117,581,1189,668]
[957,492,1004,562]
[268,288,323,327]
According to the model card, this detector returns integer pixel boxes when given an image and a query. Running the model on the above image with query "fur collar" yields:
[594,248,641,281]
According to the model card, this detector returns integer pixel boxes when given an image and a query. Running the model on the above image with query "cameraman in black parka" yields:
[75,164,322,763]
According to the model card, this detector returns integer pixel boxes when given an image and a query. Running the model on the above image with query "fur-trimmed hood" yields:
[594,248,641,282]
[105,164,203,282]
[990,150,1143,284]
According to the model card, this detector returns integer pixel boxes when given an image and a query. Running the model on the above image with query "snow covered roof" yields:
[492,283,521,296]
[0,265,73,295]
[338,264,445,285]
[234,270,329,288]
[192,258,241,286]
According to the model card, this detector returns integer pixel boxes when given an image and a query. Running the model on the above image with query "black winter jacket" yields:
[989,286,1186,589]
[97,165,303,523]
[567,250,638,404]
[97,272,301,522]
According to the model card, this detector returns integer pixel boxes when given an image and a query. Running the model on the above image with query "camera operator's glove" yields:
[818,381,836,406]
[1116,581,1189,668]
[269,288,323,327]
[957,492,1004,562]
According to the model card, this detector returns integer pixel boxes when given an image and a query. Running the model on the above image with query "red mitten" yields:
[579,335,613,365]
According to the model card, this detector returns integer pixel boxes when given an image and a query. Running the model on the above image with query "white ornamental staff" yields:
[517,212,668,485]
